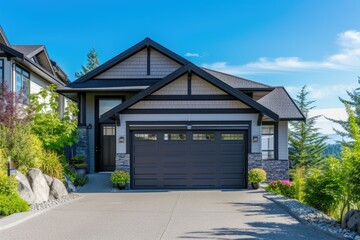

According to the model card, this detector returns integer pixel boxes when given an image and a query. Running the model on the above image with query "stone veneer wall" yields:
[263,159,289,182]
[116,153,130,172]
[75,127,89,161]
[248,153,289,186]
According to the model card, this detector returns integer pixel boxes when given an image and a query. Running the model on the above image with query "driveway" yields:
[0,190,337,240]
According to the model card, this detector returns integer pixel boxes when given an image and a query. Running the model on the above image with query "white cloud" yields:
[202,30,360,75]
[309,108,347,135]
[185,52,200,57]
[285,83,358,100]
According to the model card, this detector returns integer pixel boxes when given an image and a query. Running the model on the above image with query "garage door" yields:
[131,130,247,189]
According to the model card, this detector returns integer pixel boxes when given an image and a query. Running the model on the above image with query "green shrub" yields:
[0,149,6,176]
[248,168,266,183]
[303,158,345,215]
[292,167,305,202]
[74,174,88,186]
[0,125,43,173]
[0,194,29,216]
[265,180,295,198]
[61,156,88,187]
[0,175,18,196]
[40,151,64,180]
[111,170,130,184]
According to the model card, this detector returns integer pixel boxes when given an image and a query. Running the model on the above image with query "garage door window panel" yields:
[193,133,215,141]
[164,133,186,141]
[221,133,244,141]
[134,133,157,141]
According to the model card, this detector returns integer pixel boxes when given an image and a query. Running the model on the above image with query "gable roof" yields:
[12,45,43,57]
[100,63,279,122]
[69,38,190,86]
[201,67,271,89]
[257,87,305,121]
[0,26,10,46]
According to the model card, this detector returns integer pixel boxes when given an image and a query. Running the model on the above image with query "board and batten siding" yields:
[278,121,288,160]
[94,48,181,79]
[116,113,261,154]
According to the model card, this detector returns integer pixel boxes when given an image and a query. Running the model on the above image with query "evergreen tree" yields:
[75,48,100,78]
[327,77,360,147]
[289,86,327,168]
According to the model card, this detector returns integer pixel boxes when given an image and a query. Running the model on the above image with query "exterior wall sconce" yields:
[253,136,259,142]
[119,136,125,143]
[86,124,92,129]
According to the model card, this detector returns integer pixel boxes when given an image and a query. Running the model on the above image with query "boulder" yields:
[27,168,49,203]
[64,175,77,192]
[43,174,54,187]
[342,209,360,234]
[49,178,68,199]
[15,171,35,204]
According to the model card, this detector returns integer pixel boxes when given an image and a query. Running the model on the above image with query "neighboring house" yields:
[58,38,305,189]
[0,26,70,115]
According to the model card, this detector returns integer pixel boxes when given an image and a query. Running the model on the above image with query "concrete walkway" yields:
[77,173,113,193]
[0,190,337,240]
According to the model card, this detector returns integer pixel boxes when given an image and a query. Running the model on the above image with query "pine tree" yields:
[75,48,100,78]
[327,77,360,147]
[289,86,327,168]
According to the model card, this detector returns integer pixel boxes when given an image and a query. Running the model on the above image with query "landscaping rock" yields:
[27,168,49,203]
[15,171,35,205]
[65,175,77,192]
[342,210,360,234]
[49,178,68,199]
[43,174,54,187]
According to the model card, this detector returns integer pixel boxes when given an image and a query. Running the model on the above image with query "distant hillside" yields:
[324,143,342,158]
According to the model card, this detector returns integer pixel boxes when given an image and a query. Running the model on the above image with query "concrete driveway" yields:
[0,190,337,240]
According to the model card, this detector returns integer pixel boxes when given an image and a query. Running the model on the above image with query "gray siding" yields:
[192,74,227,95]
[152,74,187,95]
[95,48,181,79]
[278,121,288,160]
[130,100,250,109]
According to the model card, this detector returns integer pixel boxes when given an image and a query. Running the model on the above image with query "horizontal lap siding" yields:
[278,121,288,160]
[129,100,250,109]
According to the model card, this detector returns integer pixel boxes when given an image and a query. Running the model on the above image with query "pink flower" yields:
[280,180,293,185]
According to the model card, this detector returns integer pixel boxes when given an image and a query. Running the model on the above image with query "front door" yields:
[100,124,116,171]
[95,97,123,172]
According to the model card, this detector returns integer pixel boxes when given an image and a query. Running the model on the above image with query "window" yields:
[15,65,30,103]
[221,133,244,141]
[193,133,215,141]
[0,59,3,94]
[103,126,115,136]
[261,125,275,160]
[99,98,123,118]
[164,133,186,141]
[134,133,157,141]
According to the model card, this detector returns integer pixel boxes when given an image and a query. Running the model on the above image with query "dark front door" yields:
[100,124,116,171]
[95,97,123,172]
[131,130,247,189]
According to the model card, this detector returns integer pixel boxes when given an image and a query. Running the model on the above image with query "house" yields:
[58,38,305,189]
[0,26,70,115]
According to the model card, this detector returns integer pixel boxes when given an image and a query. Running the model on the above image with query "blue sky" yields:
[1,0,359,135]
